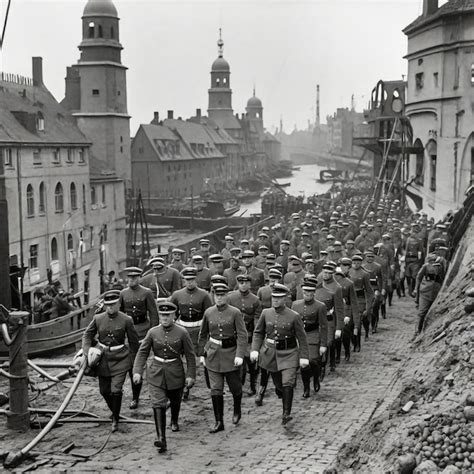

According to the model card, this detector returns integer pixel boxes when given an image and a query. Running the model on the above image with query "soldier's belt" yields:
[304,322,319,332]
[154,356,177,363]
[265,336,297,350]
[176,319,202,328]
[129,313,147,325]
[98,343,125,352]
[209,336,237,348]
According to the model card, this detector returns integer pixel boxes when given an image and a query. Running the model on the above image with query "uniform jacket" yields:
[291,298,328,347]
[348,267,375,313]
[197,304,248,373]
[195,267,212,291]
[170,287,212,323]
[314,279,344,343]
[119,285,159,328]
[337,276,360,328]
[362,261,384,292]
[243,266,266,295]
[415,263,443,300]
[228,289,262,337]
[252,306,309,371]
[82,311,139,376]
[223,266,245,290]
[133,323,196,390]
[140,268,182,299]
[284,269,305,301]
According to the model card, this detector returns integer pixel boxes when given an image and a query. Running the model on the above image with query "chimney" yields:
[167,110,174,119]
[196,108,201,118]
[152,111,159,125]
[32,57,43,86]
[423,0,438,16]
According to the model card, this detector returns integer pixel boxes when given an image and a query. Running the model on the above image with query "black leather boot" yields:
[153,407,167,453]
[232,393,242,425]
[311,363,320,392]
[335,338,342,364]
[301,368,311,398]
[209,395,224,433]
[281,386,293,425]
[169,389,183,432]
[110,393,122,432]
[255,369,268,406]
[130,381,142,409]
[247,363,257,396]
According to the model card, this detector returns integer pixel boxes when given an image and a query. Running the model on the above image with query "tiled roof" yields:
[140,123,193,161]
[404,0,474,34]
[0,79,89,145]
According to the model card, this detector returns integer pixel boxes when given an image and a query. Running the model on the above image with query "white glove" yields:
[200,356,206,367]
[353,327,358,336]
[335,330,342,339]
[234,357,243,367]
[250,350,259,362]
[299,358,310,369]
[344,316,350,325]
[375,290,380,296]
[381,289,386,296]
[132,373,142,385]
[319,346,327,356]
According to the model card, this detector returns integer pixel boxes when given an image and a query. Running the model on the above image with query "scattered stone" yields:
[464,393,474,406]
[463,406,474,422]
[441,465,461,474]
[414,460,439,473]
[397,453,417,473]
[402,401,415,413]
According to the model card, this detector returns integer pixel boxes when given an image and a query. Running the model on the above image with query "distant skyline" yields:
[1,0,438,135]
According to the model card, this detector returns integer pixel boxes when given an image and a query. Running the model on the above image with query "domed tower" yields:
[208,30,238,130]
[62,0,131,184]
[246,88,264,135]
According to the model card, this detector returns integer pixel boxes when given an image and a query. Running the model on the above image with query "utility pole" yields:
[0,146,10,308]
[316,84,320,126]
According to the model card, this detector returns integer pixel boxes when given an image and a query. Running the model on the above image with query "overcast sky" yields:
[1,0,435,135]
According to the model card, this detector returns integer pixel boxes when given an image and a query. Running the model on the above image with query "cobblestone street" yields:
[1,298,416,473]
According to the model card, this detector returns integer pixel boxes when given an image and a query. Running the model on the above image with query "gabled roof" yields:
[263,131,280,143]
[404,0,474,35]
[0,79,90,145]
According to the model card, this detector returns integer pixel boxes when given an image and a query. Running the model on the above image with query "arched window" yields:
[82,184,86,213]
[101,184,106,204]
[110,26,115,38]
[88,21,95,38]
[36,112,44,131]
[70,182,77,210]
[414,139,424,186]
[426,140,437,191]
[39,181,46,213]
[51,237,58,261]
[54,182,64,212]
[26,184,34,217]
[98,24,103,37]
[91,186,97,206]
[67,233,74,251]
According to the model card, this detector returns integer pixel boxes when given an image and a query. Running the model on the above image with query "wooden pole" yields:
[190,185,194,232]
[6,311,30,432]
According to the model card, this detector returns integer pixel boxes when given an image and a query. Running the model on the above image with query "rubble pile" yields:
[331,218,473,473]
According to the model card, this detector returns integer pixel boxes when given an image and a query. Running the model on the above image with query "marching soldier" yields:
[241,250,265,295]
[334,260,359,362]
[251,283,310,425]
[119,266,159,409]
[228,274,262,396]
[132,302,196,453]
[82,290,140,432]
[314,263,344,375]
[195,238,211,266]
[283,255,306,302]
[362,249,384,335]
[221,235,235,266]
[209,254,226,276]
[223,252,245,290]
[169,248,186,273]
[192,255,212,292]
[414,254,443,335]
[404,226,424,297]
[198,284,248,433]
[170,267,213,398]
[291,276,327,397]
[140,257,182,299]
[348,254,374,351]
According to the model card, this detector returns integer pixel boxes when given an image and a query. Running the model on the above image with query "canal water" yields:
[241,163,334,216]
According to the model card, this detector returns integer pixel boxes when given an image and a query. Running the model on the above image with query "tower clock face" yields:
[392,98,403,113]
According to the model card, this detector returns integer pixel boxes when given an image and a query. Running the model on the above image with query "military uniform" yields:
[348,264,374,350]
[291,295,327,395]
[362,259,384,334]
[283,267,306,301]
[223,265,245,290]
[198,293,248,432]
[140,267,182,299]
[228,287,262,395]
[404,235,423,295]
[195,266,212,292]
[82,295,139,431]
[119,285,159,336]
[243,265,265,295]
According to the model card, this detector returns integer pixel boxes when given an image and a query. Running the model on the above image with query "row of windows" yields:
[415,64,474,91]
[25,181,106,217]
[88,21,115,40]
[1,147,87,168]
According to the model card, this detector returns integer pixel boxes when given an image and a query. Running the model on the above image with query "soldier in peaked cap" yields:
[209,254,225,277]
[83,290,140,432]
[120,266,159,409]
[362,249,384,336]
[228,274,262,396]
[251,283,309,425]
[192,255,212,292]
[223,252,245,290]
[241,250,265,295]
[169,248,186,273]
[198,284,248,433]
[221,235,235,266]
[291,277,328,397]
[284,255,306,301]
[141,257,182,299]
[133,301,196,453]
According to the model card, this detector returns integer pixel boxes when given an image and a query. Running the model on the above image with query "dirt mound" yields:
[331,219,474,473]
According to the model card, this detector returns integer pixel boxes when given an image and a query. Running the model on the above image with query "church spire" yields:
[217,28,224,58]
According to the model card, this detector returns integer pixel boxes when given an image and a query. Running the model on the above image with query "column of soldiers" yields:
[83,196,452,453]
